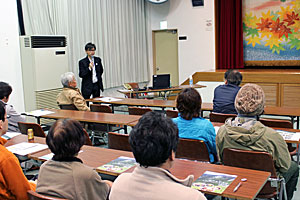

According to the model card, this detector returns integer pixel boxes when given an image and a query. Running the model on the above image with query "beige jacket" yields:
[57,87,90,111]
[109,166,206,200]
[36,159,110,200]
[216,117,291,175]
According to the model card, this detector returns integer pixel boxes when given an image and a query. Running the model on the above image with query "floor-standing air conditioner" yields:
[20,35,69,111]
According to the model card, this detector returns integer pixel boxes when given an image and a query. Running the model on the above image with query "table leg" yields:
[111,104,115,113]
[124,125,128,134]
[37,117,41,124]
[297,116,299,129]
[297,146,299,165]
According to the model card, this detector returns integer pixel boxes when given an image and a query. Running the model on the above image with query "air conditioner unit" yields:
[20,35,69,111]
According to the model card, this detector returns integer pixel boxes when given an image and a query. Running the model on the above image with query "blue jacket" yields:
[213,84,240,114]
[173,116,217,163]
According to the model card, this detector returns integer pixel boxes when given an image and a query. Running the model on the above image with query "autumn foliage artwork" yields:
[243,0,300,63]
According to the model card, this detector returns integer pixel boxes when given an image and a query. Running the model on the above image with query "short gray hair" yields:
[61,72,75,87]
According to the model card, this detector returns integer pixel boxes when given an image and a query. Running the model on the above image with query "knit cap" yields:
[234,83,265,116]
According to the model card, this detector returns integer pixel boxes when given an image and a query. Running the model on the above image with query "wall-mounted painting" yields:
[243,0,300,66]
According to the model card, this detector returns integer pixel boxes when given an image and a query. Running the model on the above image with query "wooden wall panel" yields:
[281,84,300,108]
[189,70,300,108]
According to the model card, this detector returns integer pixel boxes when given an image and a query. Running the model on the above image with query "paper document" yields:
[1,132,21,140]
[277,130,300,141]
[6,142,48,156]
[94,97,123,102]
[24,110,54,117]
[192,171,237,194]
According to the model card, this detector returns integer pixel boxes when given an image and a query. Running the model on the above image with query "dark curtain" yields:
[217,0,244,69]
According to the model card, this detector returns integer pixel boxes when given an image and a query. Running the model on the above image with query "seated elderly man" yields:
[216,83,299,200]
[0,101,36,199]
[36,119,112,199]
[109,112,206,200]
[57,72,90,111]
[213,69,242,114]
[0,82,26,132]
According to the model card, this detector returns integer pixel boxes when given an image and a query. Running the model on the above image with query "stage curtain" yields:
[217,0,244,69]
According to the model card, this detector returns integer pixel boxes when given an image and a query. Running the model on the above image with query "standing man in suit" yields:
[79,42,104,99]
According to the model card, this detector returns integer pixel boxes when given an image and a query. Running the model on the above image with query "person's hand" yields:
[104,180,113,188]
[89,61,94,69]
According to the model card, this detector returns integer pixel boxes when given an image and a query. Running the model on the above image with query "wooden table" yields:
[36,109,141,134]
[87,97,212,114]
[117,84,206,99]
[8,135,269,200]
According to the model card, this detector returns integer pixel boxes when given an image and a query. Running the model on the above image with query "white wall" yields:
[146,0,216,84]
[0,0,25,112]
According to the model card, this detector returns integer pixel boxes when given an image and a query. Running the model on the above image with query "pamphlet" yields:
[24,109,54,117]
[6,142,48,156]
[192,171,237,194]
[277,130,300,141]
[97,156,136,173]
[1,132,21,140]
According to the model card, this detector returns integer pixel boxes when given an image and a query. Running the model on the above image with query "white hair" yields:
[61,72,75,87]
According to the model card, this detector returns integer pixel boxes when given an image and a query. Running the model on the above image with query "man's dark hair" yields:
[176,88,202,120]
[0,82,12,99]
[225,70,242,86]
[0,101,6,121]
[129,111,179,167]
[46,119,86,160]
[85,42,96,51]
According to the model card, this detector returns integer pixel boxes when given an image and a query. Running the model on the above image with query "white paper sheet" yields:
[25,110,54,117]
[94,97,123,102]
[6,142,48,156]
[1,132,21,140]
[277,130,300,141]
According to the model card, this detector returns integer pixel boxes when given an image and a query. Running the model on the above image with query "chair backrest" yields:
[209,112,237,123]
[83,128,93,146]
[58,104,78,110]
[166,110,178,118]
[90,104,112,113]
[259,118,293,128]
[18,122,46,137]
[27,190,68,200]
[222,148,277,198]
[176,138,210,162]
[128,107,152,116]
[108,132,131,151]
[127,82,139,90]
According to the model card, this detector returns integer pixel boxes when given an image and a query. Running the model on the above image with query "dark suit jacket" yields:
[79,56,104,97]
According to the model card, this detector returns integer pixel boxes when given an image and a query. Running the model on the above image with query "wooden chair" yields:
[108,132,131,151]
[89,104,122,144]
[209,112,237,123]
[27,190,67,200]
[18,122,46,137]
[176,138,210,162]
[259,118,298,157]
[222,148,287,200]
[83,128,92,146]
[259,118,293,129]
[58,104,78,110]
[166,110,178,118]
[90,104,113,113]
[124,82,140,98]
[128,107,152,116]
